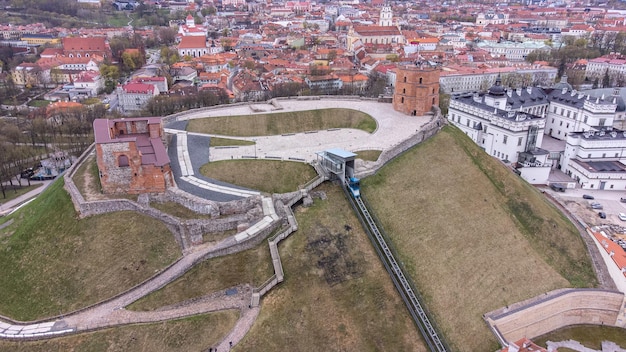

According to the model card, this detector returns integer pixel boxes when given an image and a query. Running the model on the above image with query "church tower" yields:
[393,63,440,116]
[379,5,393,27]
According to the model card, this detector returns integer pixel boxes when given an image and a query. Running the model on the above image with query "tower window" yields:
[419,77,423,84]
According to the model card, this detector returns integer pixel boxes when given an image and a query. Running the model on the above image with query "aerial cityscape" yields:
[3,0,626,350]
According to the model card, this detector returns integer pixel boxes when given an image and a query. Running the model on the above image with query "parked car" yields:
[591,202,603,210]
[583,194,594,199]
[599,212,607,219]
[621,198,626,203]
[620,213,626,221]
[550,183,566,192]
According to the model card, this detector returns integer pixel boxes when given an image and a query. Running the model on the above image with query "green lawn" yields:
[200,160,317,194]
[235,184,424,351]
[0,179,181,321]
[356,150,382,162]
[534,325,626,349]
[362,126,596,351]
[0,311,238,352]
[210,137,255,147]
[187,108,377,136]
[128,245,272,311]
[26,100,51,107]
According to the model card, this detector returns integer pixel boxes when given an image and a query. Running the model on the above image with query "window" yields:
[553,106,557,113]
[573,113,577,119]
[611,185,614,189]
[401,97,404,103]
[603,153,606,158]
[560,108,564,115]
[567,111,571,118]
[403,88,406,94]
[584,115,588,123]
[588,154,591,158]
[566,123,570,128]
[518,137,522,146]
[118,155,129,167]
[404,77,407,83]
[599,119,606,126]
[560,121,563,126]
[503,135,507,144]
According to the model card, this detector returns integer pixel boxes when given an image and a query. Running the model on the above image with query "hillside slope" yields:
[363,126,597,351]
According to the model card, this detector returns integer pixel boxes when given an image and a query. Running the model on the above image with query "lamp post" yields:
[253,139,257,158]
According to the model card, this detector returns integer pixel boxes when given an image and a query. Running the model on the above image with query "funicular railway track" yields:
[344,182,449,352]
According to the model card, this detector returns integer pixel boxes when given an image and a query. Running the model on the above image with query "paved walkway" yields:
[168,99,429,164]
[0,179,52,216]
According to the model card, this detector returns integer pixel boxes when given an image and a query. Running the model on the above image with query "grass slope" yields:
[235,184,424,352]
[200,160,317,194]
[362,126,597,351]
[129,245,272,311]
[187,108,377,136]
[0,311,238,352]
[0,180,180,321]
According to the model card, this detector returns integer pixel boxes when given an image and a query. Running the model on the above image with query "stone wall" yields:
[484,288,625,345]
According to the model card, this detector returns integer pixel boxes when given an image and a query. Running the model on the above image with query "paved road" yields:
[0,179,53,216]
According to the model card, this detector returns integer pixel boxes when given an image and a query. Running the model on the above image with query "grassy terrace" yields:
[200,160,317,194]
[356,150,382,162]
[129,245,272,311]
[0,311,238,351]
[187,108,377,136]
[535,325,626,349]
[362,126,597,351]
[0,180,180,321]
[209,137,255,147]
[235,184,424,351]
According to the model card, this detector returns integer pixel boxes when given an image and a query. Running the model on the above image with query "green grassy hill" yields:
[363,126,597,351]
[0,180,180,321]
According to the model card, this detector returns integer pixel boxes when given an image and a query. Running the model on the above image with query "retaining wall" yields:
[484,289,625,345]
[356,108,446,178]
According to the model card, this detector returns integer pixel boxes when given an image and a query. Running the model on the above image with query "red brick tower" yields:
[393,64,440,116]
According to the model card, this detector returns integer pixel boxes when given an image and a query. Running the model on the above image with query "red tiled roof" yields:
[62,36,107,51]
[178,36,207,49]
[123,82,154,94]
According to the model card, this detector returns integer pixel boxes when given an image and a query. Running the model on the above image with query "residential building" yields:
[439,65,558,94]
[305,74,343,93]
[117,82,160,112]
[94,117,174,194]
[585,55,626,80]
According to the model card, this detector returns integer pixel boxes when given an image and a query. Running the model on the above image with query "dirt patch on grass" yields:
[306,225,363,286]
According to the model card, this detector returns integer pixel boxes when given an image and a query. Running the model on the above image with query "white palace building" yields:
[447,75,626,190]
